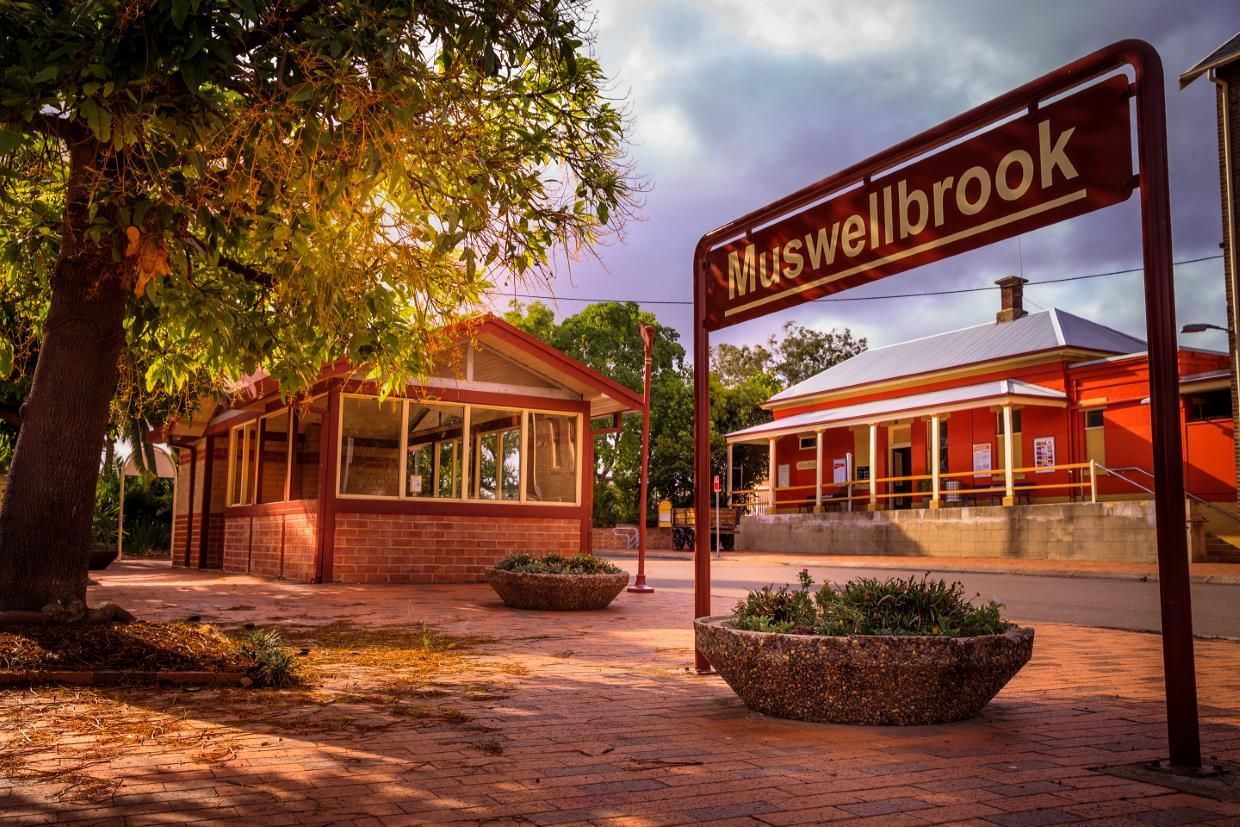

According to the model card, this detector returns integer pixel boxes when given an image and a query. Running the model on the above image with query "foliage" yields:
[0,0,638,407]
[240,629,298,688]
[494,553,621,575]
[713,321,867,389]
[91,454,173,555]
[732,570,1007,637]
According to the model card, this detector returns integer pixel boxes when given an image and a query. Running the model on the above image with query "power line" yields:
[489,254,1224,307]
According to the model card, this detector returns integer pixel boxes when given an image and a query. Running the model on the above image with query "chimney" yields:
[995,275,1028,323]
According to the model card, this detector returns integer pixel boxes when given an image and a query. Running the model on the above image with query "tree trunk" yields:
[0,140,129,611]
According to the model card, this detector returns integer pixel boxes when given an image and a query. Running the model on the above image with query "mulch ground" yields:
[0,621,253,674]
[2,559,1239,826]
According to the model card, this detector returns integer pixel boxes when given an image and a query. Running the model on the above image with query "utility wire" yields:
[489,254,1224,307]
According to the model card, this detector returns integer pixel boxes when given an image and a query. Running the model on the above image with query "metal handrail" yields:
[1097,463,1240,524]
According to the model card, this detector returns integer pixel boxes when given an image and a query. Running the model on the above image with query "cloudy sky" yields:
[489,1,1238,358]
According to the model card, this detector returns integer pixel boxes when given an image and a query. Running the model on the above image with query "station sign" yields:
[703,75,1135,330]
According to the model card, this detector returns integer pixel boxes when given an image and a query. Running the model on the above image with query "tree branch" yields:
[27,112,90,144]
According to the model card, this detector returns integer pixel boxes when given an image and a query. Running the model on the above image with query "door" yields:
[892,446,913,509]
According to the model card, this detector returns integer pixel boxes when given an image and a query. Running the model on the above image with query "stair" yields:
[1203,533,1240,564]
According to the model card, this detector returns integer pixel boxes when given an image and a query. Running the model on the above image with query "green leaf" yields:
[0,128,22,154]
[0,339,12,377]
[171,0,191,29]
[79,99,111,143]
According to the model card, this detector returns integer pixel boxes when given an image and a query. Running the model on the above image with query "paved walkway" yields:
[1,560,1239,825]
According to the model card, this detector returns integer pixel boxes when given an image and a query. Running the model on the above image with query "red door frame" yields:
[691,40,1201,767]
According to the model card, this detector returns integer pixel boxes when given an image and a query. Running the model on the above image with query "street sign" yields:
[712,475,721,493]
[703,76,1134,330]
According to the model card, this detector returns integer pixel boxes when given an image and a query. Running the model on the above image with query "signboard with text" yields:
[703,76,1134,330]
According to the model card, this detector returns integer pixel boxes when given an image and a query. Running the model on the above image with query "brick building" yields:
[162,316,642,583]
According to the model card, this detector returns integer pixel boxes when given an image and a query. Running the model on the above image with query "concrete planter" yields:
[694,616,1033,725]
[486,568,630,611]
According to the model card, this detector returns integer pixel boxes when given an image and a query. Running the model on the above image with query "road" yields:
[610,555,1240,639]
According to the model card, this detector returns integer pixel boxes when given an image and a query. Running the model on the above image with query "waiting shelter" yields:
[159,315,642,583]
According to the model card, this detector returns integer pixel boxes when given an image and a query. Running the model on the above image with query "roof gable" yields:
[767,308,1145,406]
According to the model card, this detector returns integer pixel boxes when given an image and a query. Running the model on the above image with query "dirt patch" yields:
[0,621,253,673]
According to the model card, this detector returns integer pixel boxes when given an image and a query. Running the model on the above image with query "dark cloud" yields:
[507,1,1238,357]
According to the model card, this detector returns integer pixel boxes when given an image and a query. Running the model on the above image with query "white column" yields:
[930,415,941,509]
[814,430,824,513]
[768,437,778,513]
[1002,404,1015,506]
[868,423,878,511]
[726,442,734,506]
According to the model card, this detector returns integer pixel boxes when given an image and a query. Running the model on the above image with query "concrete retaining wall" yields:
[737,501,1160,562]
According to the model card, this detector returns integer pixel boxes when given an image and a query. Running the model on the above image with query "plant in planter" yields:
[695,570,1033,725]
[486,554,630,611]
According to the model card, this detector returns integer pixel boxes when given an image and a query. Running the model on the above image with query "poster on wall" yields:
[972,443,992,476]
[1033,436,1055,472]
[832,457,849,484]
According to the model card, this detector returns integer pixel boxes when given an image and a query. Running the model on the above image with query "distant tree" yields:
[713,322,866,390]
[0,1,636,612]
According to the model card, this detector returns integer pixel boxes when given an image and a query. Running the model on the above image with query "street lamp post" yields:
[628,323,656,594]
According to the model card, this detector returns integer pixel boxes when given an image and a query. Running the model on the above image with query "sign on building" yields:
[972,443,993,476]
[1034,436,1056,472]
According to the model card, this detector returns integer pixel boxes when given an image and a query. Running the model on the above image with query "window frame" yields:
[333,393,582,507]
[798,435,816,451]
[1084,408,1105,429]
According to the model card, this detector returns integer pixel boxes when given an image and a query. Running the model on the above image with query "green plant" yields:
[241,629,297,688]
[494,554,622,575]
[731,572,1007,637]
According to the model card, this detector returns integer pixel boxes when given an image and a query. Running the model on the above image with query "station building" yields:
[161,316,642,583]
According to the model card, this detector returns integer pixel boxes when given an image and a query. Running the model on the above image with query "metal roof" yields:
[729,379,1067,443]
[1180,30,1240,88]
[767,308,1145,406]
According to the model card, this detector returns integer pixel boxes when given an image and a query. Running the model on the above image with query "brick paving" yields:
[2,558,1239,825]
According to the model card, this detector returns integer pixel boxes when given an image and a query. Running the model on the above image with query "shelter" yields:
[159,315,643,583]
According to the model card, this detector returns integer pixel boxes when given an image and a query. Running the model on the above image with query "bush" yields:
[732,570,1006,637]
[494,553,622,575]
[240,629,297,687]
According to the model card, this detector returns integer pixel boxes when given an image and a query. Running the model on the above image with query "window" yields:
[406,403,464,498]
[799,435,816,451]
[527,412,579,502]
[927,419,949,473]
[1186,389,1231,423]
[472,408,522,500]
[339,397,403,497]
[995,408,1023,473]
[291,403,323,500]
[995,408,1023,434]
[227,420,258,505]
[1084,408,1106,466]
[257,410,290,504]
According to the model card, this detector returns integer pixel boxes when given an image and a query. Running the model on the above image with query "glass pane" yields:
[291,405,323,500]
[405,403,464,498]
[257,410,290,504]
[470,408,521,500]
[229,428,245,505]
[526,413,579,503]
[338,397,402,497]
[243,421,258,504]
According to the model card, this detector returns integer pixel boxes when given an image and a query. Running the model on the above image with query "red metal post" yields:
[693,246,713,671]
[1129,42,1202,770]
[629,323,656,593]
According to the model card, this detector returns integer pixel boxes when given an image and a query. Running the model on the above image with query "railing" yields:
[732,461,1098,513]
[1101,464,1240,525]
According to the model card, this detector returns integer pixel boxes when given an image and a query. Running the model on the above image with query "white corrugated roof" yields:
[729,379,1067,442]
[767,308,1145,406]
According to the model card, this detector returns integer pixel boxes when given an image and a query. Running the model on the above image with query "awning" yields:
[727,379,1066,444]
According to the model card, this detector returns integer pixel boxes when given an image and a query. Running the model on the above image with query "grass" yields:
[732,570,1007,637]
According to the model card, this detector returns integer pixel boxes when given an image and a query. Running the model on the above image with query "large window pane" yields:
[257,410,290,504]
[471,408,521,500]
[406,403,464,498]
[339,397,402,497]
[527,413,579,503]
[291,404,323,500]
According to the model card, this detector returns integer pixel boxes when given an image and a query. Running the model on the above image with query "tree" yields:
[712,321,866,389]
[0,1,635,612]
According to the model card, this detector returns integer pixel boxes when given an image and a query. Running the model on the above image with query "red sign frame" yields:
[691,41,1200,768]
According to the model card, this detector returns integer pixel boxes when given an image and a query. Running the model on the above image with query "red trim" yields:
[333,497,586,521]
[183,445,197,567]
[316,387,342,583]
[582,427,594,553]
[197,436,215,569]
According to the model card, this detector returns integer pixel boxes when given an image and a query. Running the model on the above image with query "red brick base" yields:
[221,504,318,581]
[332,513,580,583]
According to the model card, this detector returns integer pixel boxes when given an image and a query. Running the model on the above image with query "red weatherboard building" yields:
[162,316,642,583]
[726,278,1235,512]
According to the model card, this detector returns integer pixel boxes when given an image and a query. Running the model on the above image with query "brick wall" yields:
[221,505,318,580]
[591,526,677,551]
[332,514,580,583]
[737,501,1162,562]
[170,440,228,569]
